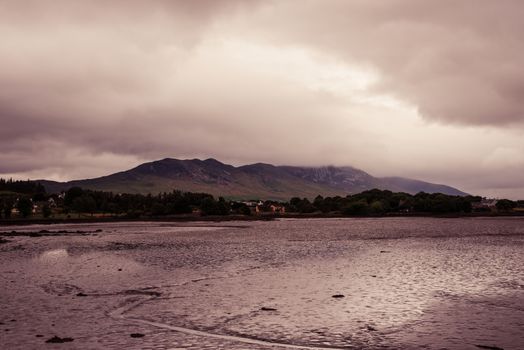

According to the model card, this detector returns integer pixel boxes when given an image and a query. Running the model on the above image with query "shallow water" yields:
[1,218,523,349]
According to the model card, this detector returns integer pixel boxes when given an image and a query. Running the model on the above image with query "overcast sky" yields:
[1,0,524,198]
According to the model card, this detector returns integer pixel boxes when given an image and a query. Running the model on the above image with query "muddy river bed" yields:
[1,218,523,349]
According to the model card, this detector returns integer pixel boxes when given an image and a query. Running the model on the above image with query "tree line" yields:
[0,179,522,220]
[0,178,46,195]
[61,187,241,217]
[289,190,480,215]
[0,184,250,219]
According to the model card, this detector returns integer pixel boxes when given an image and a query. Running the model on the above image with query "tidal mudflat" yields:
[1,218,523,349]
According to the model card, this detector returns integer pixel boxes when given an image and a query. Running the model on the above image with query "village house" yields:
[471,199,498,212]
[255,202,286,214]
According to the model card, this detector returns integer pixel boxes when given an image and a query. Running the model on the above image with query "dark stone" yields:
[45,336,74,343]
[366,325,377,331]
[332,294,345,298]
[475,345,505,350]
[371,275,377,278]
[76,293,88,297]
[36,334,43,338]
[380,250,390,253]
[260,307,277,311]
[118,268,122,271]
[130,333,145,338]
[95,229,102,232]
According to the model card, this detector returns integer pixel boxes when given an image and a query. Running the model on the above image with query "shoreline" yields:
[1,211,523,226]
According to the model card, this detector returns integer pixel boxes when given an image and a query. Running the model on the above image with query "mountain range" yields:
[39,158,467,200]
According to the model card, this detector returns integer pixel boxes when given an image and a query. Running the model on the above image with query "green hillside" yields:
[39,158,467,200]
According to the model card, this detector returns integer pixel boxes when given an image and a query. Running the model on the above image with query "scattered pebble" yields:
[332,294,345,298]
[130,333,145,338]
[76,292,88,297]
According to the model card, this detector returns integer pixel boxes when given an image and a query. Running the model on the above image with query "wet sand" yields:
[1,218,523,349]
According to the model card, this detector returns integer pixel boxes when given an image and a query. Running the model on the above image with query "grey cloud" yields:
[1,0,523,198]
[246,0,524,126]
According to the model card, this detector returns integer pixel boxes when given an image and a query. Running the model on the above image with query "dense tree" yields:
[16,197,33,218]
[342,199,368,215]
[2,199,13,219]
[72,194,96,215]
[200,197,230,215]
[42,203,52,218]
[369,200,385,214]
[0,178,46,195]
[288,197,316,213]
[282,189,487,216]
[0,180,521,221]
[496,199,516,212]
[230,201,251,215]
[64,187,84,208]
[151,202,167,216]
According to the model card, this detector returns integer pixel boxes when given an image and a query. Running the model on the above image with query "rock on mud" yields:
[45,336,74,343]
[260,307,277,311]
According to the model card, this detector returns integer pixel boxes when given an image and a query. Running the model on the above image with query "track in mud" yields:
[109,294,357,350]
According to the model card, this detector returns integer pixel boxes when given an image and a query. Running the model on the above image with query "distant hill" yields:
[38,158,467,200]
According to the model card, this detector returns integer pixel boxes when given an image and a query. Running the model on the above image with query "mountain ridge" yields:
[38,158,467,200]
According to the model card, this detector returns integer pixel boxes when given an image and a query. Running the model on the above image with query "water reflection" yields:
[38,248,69,262]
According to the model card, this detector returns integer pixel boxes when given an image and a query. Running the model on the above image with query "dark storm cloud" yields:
[0,0,260,167]
[0,0,523,197]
